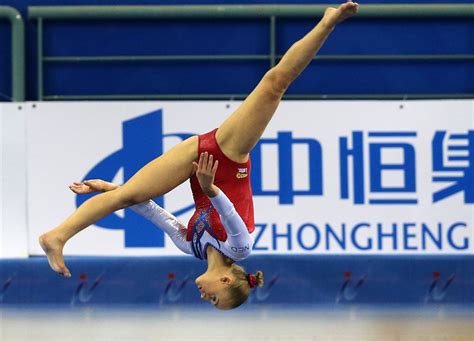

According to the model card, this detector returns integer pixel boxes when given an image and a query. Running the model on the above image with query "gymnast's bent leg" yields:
[40,136,198,277]
[69,180,193,255]
[216,1,359,162]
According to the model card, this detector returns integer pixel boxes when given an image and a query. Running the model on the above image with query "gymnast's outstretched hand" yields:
[192,152,220,198]
[69,179,119,194]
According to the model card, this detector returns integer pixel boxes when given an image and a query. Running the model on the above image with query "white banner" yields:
[23,101,474,256]
[1,104,28,258]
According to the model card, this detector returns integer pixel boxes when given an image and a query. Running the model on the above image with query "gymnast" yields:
[69,155,261,309]
[39,0,359,309]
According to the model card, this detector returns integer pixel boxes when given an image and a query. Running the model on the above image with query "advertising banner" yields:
[0,104,3,256]
[0,104,28,258]
[24,101,474,256]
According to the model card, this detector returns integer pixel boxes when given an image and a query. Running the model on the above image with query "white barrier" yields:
[2,101,473,257]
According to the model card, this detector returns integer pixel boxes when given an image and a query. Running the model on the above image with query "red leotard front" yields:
[187,129,255,242]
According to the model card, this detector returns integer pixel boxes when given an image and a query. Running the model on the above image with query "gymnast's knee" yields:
[264,67,293,96]
[113,187,148,209]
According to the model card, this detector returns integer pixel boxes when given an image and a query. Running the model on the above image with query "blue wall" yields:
[1,0,473,101]
[1,256,472,307]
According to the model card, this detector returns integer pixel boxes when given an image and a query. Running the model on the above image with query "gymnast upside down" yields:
[39,1,359,310]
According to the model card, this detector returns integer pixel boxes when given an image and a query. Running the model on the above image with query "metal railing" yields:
[28,4,474,101]
[0,6,25,102]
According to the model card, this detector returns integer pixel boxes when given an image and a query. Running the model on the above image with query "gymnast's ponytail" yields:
[255,271,264,287]
[246,271,264,288]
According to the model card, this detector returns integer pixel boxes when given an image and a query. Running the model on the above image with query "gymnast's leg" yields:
[40,136,198,277]
[216,1,359,161]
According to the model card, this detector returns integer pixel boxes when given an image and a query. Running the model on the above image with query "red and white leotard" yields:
[129,129,255,262]
[187,129,255,242]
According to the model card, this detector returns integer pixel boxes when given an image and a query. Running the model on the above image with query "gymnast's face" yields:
[195,272,234,310]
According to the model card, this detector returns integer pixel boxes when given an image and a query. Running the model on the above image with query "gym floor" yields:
[2,306,473,341]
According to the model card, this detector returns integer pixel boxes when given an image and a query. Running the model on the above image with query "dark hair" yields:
[227,264,264,309]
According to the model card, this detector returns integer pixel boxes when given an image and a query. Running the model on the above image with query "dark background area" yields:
[1,0,473,101]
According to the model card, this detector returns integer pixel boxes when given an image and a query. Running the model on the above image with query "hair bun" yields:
[255,271,264,287]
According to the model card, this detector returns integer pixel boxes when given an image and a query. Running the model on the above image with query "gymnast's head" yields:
[195,263,264,310]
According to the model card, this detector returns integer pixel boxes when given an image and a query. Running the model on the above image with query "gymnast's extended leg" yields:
[216,1,359,162]
[40,1,358,277]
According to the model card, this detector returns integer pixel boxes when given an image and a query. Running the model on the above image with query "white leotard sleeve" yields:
[129,200,192,255]
[209,189,253,260]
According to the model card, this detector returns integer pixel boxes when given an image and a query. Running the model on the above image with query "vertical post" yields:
[269,16,276,68]
[11,10,25,102]
[37,18,43,101]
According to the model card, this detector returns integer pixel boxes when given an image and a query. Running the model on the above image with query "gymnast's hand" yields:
[193,152,220,198]
[69,179,119,194]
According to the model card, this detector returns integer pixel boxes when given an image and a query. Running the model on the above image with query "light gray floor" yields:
[1,307,473,341]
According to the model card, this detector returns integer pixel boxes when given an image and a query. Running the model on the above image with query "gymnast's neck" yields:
[206,246,234,271]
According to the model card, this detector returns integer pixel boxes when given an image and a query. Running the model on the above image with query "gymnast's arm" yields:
[69,180,193,255]
[128,200,192,255]
[208,189,253,258]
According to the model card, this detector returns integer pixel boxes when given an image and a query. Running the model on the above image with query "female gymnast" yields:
[69,154,260,309]
[39,0,359,310]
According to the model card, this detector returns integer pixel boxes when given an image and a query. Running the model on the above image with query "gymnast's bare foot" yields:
[322,0,359,28]
[39,180,118,277]
[39,232,71,278]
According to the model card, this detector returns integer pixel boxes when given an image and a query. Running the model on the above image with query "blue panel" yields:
[45,20,270,56]
[279,19,474,55]
[0,256,473,307]
[45,61,269,95]
[0,22,12,101]
[287,61,474,94]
